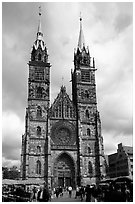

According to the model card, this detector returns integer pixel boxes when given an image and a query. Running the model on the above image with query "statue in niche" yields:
[85,90,89,99]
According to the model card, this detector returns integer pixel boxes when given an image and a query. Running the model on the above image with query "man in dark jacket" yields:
[37,185,49,202]
[85,185,92,202]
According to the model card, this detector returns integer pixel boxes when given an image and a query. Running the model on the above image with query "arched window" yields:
[66,104,69,118]
[52,110,55,117]
[37,126,41,136]
[37,106,42,117]
[86,110,89,118]
[85,90,89,98]
[59,104,62,117]
[36,87,43,98]
[38,53,42,61]
[36,160,41,174]
[87,128,90,136]
[88,147,91,154]
[37,146,41,153]
[88,161,93,175]
[70,108,72,118]
[55,108,58,117]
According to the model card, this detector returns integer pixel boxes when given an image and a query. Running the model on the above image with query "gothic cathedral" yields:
[21,10,106,188]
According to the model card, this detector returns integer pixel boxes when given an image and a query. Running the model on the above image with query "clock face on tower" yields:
[51,121,76,145]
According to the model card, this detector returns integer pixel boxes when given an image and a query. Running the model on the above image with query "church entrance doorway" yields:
[53,152,76,189]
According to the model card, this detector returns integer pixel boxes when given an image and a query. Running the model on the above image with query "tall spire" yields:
[37,6,43,40]
[74,14,90,67]
[78,13,85,50]
[31,6,48,61]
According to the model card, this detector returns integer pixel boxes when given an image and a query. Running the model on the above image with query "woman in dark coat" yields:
[85,185,92,202]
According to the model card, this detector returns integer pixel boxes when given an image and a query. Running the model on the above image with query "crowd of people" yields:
[30,184,51,202]
[74,182,133,202]
[2,180,133,202]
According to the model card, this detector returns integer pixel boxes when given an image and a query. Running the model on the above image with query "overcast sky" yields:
[2,2,133,168]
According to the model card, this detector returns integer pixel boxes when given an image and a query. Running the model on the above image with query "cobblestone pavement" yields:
[51,190,82,202]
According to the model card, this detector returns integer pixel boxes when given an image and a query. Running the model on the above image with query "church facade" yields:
[21,10,106,188]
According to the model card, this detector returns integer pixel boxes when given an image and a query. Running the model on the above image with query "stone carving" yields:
[29,83,34,98]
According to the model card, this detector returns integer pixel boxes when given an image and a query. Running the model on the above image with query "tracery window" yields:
[52,110,55,117]
[85,90,89,98]
[36,160,41,174]
[37,106,42,117]
[86,110,90,118]
[87,128,90,136]
[37,126,41,136]
[35,68,44,81]
[59,104,62,117]
[55,108,58,117]
[88,147,91,154]
[81,70,90,82]
[66,104,69,118]
[36,87,43,98]
[70,108,72,118]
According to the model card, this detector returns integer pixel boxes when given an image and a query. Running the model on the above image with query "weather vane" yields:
[80,12,82,21]
[39,6,41,16]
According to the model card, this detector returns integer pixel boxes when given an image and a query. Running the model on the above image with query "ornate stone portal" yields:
[21,10,106,188]
[53,153,76,188]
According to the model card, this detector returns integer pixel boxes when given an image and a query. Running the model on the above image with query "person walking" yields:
[68,186,72,198]
[79,186,85,201]
[37,185,50,202]
[75,185,80,199]
[85,185,92,202]
[30,186,37,202]
[59,186,63,196]
[55,188,59,198]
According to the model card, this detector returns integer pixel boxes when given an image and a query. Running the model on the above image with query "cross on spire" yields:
[37,6,43,40]
[39,6,41,16]
[78,12,85,50]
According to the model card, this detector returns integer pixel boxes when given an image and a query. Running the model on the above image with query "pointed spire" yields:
[31,6,48,61]
[37,6,43,40]
[78,13,85,50]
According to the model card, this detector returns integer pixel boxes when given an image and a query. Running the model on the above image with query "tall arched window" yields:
[36,160,41,174]
[55,108,58,117]
[37,106,42,117]
[37,146,41,153]
[66,104,69,118]
[88,147,91,154]
[59,104,62,117]
[70,108,72,118]
[85,90,89,98]
[37,126,41,136]
[87,128,90,136]
[36,87,42,98]
[88,161,93,176]
[86,110,89,118]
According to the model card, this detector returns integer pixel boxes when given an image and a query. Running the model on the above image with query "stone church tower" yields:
[72,17,105,185]
[21,10,51,181]
[21,10,106,188]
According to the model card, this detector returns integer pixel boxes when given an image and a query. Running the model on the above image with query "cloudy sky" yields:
[2,2,133,168]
